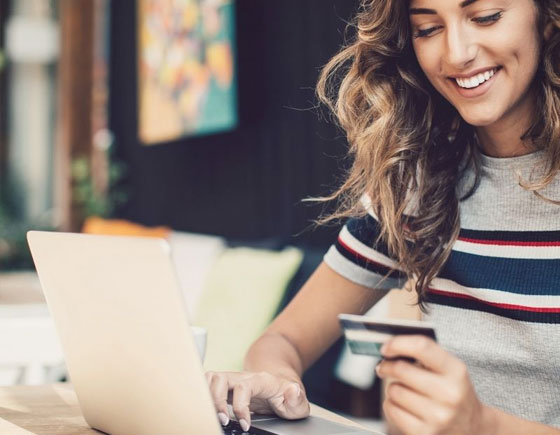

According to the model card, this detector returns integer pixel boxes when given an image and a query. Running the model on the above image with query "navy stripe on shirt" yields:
[459,228,560,243]
[346,215,393,258]
[439,251,560,296]
[334,239,405,280]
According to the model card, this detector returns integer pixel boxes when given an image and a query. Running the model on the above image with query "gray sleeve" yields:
[324,245,404,291]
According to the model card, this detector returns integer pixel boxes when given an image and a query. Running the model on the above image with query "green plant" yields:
[0,143,128,270]
[0,181,52,270]
[71,146,128,221]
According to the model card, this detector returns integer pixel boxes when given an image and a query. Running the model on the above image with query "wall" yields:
[109,0,360,248]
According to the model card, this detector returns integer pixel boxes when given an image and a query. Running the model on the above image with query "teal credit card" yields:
[339,313,437,358]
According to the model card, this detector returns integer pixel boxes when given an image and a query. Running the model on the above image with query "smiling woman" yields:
[314,0,560,432]
[316,0,559,305]
[204,1,560,434]
[410,0,545,145]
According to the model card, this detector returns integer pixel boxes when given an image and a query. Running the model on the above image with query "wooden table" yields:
[0,383,371,434]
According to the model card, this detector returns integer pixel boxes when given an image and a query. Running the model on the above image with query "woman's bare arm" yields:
[245,261,387,376]
[207,261,388,431]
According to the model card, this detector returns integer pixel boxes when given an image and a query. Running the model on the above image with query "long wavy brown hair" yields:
[317,0,560,307]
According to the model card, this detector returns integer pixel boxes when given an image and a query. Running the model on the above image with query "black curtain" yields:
[109,0,360,249]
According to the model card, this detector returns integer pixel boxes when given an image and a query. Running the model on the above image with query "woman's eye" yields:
[414,26,441,38]
[472,11,502,24]
[413,11,502,38]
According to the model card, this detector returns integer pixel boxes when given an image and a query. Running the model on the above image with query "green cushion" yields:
[194,246,303,371]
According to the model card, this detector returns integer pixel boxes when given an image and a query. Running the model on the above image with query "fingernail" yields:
[240,419,250,432]
[218,412,229,426]
[293,383,301,397]
[380,343,387,355]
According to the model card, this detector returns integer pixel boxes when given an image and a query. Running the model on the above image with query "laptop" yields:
[27,231,380,435]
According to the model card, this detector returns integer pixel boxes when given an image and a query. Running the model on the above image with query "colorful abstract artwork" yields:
[137,0,237,144]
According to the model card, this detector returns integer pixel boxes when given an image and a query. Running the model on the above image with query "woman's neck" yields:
[475,124,534,158]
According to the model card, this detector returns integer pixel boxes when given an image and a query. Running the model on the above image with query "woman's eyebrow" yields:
[410,0,480,15]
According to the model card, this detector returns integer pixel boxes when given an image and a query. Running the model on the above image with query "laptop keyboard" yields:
[222,420,276,435]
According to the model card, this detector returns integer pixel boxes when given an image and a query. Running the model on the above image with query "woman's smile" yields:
[447,66,502,98]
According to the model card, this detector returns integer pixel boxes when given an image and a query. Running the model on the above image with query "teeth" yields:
[455,68,496,89]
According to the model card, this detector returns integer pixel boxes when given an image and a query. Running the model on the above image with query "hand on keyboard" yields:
[205,371,310,432]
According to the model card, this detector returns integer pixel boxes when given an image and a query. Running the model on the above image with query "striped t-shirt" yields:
[324,150,560,427]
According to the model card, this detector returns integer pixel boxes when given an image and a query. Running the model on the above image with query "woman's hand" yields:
[205,370,310,432]
[376,335,491,435]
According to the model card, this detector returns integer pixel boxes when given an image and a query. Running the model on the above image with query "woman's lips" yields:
[449,67,501,98]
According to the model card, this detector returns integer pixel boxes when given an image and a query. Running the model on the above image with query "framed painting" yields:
[137,0,237,144]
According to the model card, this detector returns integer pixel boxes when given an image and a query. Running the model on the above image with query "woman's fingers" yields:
[381,335,459,375]
[386,381,451,426]
[383,395,427,435]
[205,371,310,431]
[232,382,253,430]
[206,372,231,425]
[231,375,308,429]
[283,383,310,418]
[376,357,449,400]
[283,383,303,410]
[267,382,310,420]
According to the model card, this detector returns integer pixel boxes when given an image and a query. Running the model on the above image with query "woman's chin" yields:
[457,110,500,128]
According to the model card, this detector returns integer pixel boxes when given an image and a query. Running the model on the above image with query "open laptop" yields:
[27,231,380,435]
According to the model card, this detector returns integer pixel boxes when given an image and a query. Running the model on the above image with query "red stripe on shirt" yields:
[337,236,395,271]
[458,238,560,247]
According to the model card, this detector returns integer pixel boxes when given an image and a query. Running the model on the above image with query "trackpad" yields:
[253,415,369,434]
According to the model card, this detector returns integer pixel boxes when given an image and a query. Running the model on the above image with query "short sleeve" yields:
[324,207,406,291]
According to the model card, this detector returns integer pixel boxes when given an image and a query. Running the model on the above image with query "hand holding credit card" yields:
[339,313,437,360]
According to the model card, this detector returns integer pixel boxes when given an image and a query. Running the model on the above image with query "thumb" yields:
[267,381,309,419]
[280,383,309,418]
[284,383,303,407]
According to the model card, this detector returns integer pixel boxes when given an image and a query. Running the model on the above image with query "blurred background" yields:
[0,0,400,429]
[0,0,360,250]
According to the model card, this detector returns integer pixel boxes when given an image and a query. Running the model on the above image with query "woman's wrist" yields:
[244,332,304,379]
[479,404,560,435]
[478,404,498,435]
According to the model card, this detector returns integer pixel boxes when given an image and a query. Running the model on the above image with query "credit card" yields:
[339,313,437,358]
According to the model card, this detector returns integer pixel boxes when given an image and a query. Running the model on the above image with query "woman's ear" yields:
[544,21,554,41]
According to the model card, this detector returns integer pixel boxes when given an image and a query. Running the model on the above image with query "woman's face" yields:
[409,0,543,128]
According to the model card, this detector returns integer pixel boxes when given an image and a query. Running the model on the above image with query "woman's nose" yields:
[444,24,478,70]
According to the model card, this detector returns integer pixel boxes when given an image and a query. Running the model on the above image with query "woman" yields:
[206,0,560,433]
